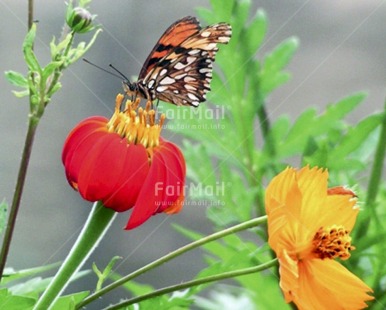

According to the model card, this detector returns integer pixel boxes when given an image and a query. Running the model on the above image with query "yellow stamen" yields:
[107,94,165,150]
[312,225,355,260]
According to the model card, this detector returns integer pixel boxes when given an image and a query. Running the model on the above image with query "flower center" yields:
[107,94,165,149]
[312,225,355,260]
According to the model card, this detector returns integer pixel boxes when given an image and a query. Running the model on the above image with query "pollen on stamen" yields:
[312,225,354,260]
[107,94,166,150]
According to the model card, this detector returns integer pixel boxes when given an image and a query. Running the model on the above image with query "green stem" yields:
[104,259,278,310]
[28,0,34,30]
[357,99,386,237]
[365,101,386,208]
[76,215,268,309]
[45,31,74,101]
[0,119,39,279]
[33,202,116,310]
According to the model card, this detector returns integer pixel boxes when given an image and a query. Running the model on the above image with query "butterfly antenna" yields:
[83,58,123,80]
[109,64,131,84]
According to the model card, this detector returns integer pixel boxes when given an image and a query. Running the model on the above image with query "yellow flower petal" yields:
[266,166,374,309]
[294,259,374,310]
[321,194,359,231]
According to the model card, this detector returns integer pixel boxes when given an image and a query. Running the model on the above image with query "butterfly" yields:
[123,16,232,107]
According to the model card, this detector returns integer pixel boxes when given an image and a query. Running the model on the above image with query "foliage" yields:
[1,0,385,309]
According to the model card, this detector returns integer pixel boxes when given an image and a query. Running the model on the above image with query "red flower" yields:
[62,94,186,229]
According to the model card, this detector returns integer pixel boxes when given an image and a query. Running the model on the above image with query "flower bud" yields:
[66,6,95,33]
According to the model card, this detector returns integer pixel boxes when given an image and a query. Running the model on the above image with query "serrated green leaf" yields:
[54,33,73,57]
[51,291,89,310]
[12,90,29,98]
[4,71,28,88]
[65,28,102,66]
[117,279,154,296]
[195,288,256,310]
[209,0,235,21]
[132,293,193,310]
[324,92,367,120]
[243,9,267,58]
[284,108,317,146]
[303,140,329,167]
[93,256,122,292]
[0,200,7,235]
[329,114,381,160]
[232,0,251,37]
[42,61,63,82]
[2,262,61,286]
[9,277,50,296]
[0,289,35,310]
[22,23,41,73]
[262,37,299,73]
[270,115,291,139]
[260,37,298,95]
[195,7,214,23]
[47,82,62,98]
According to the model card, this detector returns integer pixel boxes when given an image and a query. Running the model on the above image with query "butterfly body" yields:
[124,16,232,107]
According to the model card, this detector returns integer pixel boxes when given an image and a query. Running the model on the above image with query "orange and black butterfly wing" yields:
[138,16,201,79]
[137,17,232,107]
[153,22,232,106]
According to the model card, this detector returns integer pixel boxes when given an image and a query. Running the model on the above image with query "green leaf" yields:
[232,0,252,36]
[322,92,367,122]
[1,262,60,286]
[329,114,381,160]
[51,33,73,58]
[209,0,235,21]
[260,37,299,95]
[51,291,89,310]
[117,279,154,296]
[93,256,122,292]
[0,289,35,310]
[0,200,7,235]
[42,61,63,82]
[12,90,30,98]
[46,82,62,98]
[242,9,267,59]
[65,28,102,66]
[9,277,51,296]
[195,288,256,310]
[133,292,193,310]
[195,7,214,24]
[4,71,28,88]
[22,23,41,73]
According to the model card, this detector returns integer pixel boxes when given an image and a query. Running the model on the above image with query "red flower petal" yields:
[155,141,186,213]
[124,150,167,229]
[77,133,129,202]
[125,141,186,229]
[62,117,108,188]
[64,131,107,190]
[103,144,150,212]
[62,116,107,164]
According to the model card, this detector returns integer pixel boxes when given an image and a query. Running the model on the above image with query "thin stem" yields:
[0,0,37,279]
[33,202,116,310]
[0,119,39,278]
[104,259,278,310]
[45,31,74,100]
[28,0,34,30]
[76,215,267,309]
[365,100,386,207]
[358,99,386,237]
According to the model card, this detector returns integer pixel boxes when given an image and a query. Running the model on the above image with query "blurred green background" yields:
[1,0,385,308]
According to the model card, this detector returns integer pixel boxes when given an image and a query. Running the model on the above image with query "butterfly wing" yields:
[138,16,201,80]
[137,18,232,106]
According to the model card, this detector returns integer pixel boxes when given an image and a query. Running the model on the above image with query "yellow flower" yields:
[265,166,374,309]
